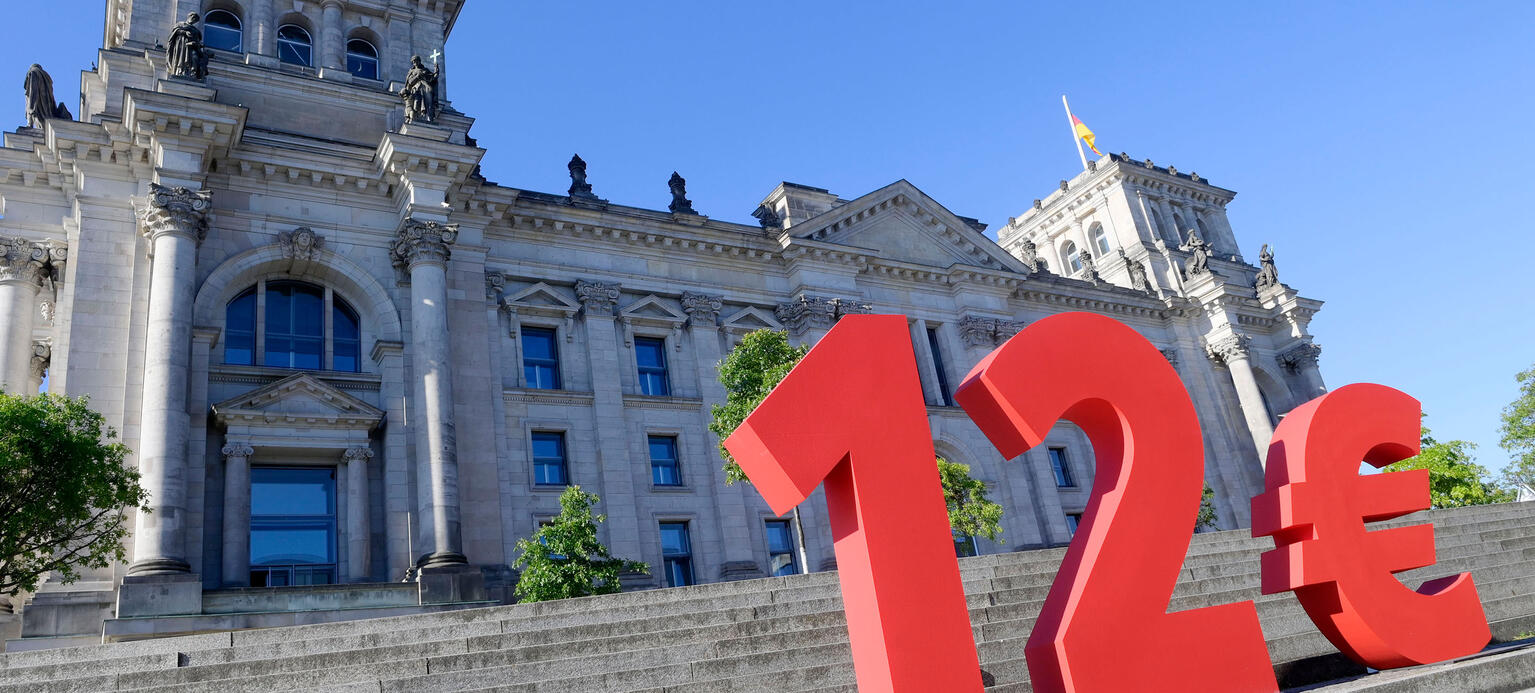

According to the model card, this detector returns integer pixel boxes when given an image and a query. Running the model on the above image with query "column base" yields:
[116,573,203,618]
[416,563,487,605]
[717,561,766,581]
[415,551,468,570]
[125,557,192,576]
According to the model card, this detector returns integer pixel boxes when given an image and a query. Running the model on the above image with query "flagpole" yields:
[1062,94,1088,170]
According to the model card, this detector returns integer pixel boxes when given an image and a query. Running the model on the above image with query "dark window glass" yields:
[333,301,360,372]
[264,282,324,369]
[635,337,670,396]
[927,327,953,406]
[345,39,379,80]
[649,436,681,486]
[660,522,693,587]
[277,24,312,66]
[203,10,242,52]
[531,432,568,486]
[1049,447,1074,488]
[1065,513,1082,537]
[521,327,561,390]
[225,287,256,365]
[250,467,336,587]
[954,531,978,558]
[766,520,797,576]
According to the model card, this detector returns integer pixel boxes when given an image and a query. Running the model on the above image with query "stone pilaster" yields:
[1279,342,1326,401]
[344,446,374,581]
[390,219,467,570]
[320,1,345,71]
[220,441,254,587]
[251,0,275,57]
[576,279,645,582]
[1206,334,1274,463]
[128,184,210,576]
[0,237,47,392]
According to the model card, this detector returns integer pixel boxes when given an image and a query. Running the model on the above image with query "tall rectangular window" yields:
[1048,447,1075,488]
[648,435,681,486]
[635,337,670,396]
[1065,513,1082,537]
[765,519,797,576]
[660,521,694,587]
[521,327,561,390]
[954,530,978,558]
[250,467,336,587]
[927,327,953,406]
[531,432,568,486]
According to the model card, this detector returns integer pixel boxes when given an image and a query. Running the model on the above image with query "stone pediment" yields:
[720,306,783,333]
[620,295,687,324]
[790,180,1028,273]
[504,282,581,315]
[213,373,384,430]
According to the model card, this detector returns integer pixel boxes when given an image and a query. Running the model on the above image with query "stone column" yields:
[1158,198,1183,242]
[390,219,466,570]
[0,238,46,393]
[344,446,374,581]
[128,184,210,576]
[220,441,253,587]
[319,0,345,70]
[1207,334,1274,463]
[251,0,275,56]
[1280,342,1326,401]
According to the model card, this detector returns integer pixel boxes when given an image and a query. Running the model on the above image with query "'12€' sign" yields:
[724,312,1489,693]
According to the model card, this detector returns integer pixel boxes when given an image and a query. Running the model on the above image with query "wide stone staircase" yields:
[6,502,1535,692]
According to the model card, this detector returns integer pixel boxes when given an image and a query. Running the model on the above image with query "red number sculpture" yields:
[722,314,983,692]
[1251,383,1491,668]
[954,312,1277,693]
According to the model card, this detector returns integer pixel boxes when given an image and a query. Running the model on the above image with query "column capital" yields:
[1205,334,1252,365]
[1278,342,1322,373]
[30,340,51,380]
[343,446,375,464]
[575,279,621,316]
[1160,347,1180,370]
[0,237,48,285]
[485,271,506,301]
[221,441,254,459]
[680,291,722,326]
[136,184,212,245]
[389,219,458,270]
[774,294,836,334]
[830,297,872,320]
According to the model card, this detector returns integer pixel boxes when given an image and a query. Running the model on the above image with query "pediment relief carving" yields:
[212,372,384,430]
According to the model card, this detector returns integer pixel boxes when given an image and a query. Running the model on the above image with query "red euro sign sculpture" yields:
[1251,383,1491,668]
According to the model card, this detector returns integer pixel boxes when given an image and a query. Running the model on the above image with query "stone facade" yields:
[0,0,1326,647]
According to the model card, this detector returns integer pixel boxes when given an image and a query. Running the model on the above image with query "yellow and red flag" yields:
[1072,114,1103,156]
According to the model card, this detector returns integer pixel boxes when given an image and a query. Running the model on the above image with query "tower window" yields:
[277,24,313,66]
[203,10,243,53]
[346,39,379,80]
[1062,241,1083,273]
[1091,223,1111,255]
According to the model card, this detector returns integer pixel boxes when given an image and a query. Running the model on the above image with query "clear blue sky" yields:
[4,2,1532,474]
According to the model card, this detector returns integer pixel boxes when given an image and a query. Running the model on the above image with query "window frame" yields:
[764,518,798,577]
[634,336,671,396]
[345,38,380,80]
[1048,446,1075,488]
[647,434,682,487]
[926,326,953,406]
[1062,241,1083,274]
[202,9,244,53]
[249,466,338,587]
[530,430,570,487]
[1090,223,1111,256]
[223,279,363,373]
[276,23,314,66]
[1065,512,1082,537]
[659,520,694,587]
[520,325,562,390]
[954,530,979,558]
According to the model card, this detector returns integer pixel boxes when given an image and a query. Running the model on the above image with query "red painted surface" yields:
[723,314,983,692]
[1252,383,1491,668]
[955,312,1276,693]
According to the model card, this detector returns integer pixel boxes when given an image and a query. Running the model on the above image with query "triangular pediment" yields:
[790,180,1028,273]
[720,306,783,332]
[620,295,687,323]
[213,373,384,429]
[504,282,580,312]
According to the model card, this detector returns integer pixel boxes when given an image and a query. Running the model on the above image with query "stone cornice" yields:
[622,394,704,411]
[135,183,212,245]
[389,219,458,269]
[503,388,596,406]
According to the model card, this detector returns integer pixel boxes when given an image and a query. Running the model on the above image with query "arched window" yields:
[1090,223,1111,255]
[277,24,313,66]
[224,280,362,372]
[1062,241,1083,273]
[203,10,243,52]
[345,39,379,80]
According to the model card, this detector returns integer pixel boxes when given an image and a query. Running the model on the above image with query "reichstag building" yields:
[0,0,1326,646]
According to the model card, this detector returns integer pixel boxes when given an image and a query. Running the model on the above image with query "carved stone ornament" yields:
[774,295,838,334]
[567,154,597,200]
[831,298,873,319]
[575,280,621,316]
[1167,165,1178,176]
[166,12,211,80]
[958,315,1027,348]
[752,204,783,230]
[30,340,50,379]
[1180,229,1212,278]
[1121,250,1152,293]
[1190,172,1202,183]
[1278,342,1322,373]
[1086,159,1097,173]
[137,183,212,244]
[0,237,48,284]
[1160,348,1180,369]
[1205,334,1252,365]
[389,219,458,269]
[680,291,723,325]
[401,55,440,123]
[343,447,375,464]
[1254,243,1279,290]
[24,64,71,128]
[221,441,254,459]
[1033,199,1043,210]
[1059,180,1069,192]
[485,271,506,299]
[278,227,323,262]
[668,172,696,215]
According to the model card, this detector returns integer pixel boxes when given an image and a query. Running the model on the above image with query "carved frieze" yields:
[575,280,621,316]
[831,298,872,319]
[1205,334,1252,365]
[1278,342,1322,373]
[958,314,1028,348]
[389,219,458,269]
[137,183,212,245]
[680,291,723,326]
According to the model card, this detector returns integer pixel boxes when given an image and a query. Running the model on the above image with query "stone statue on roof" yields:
[402,56,440,123]
[1254,244,1279,290]
[167,12,210,80]
[1181,230,1212,277]
[24,64,59,128]
[568,154,596,199]
[668,172,696,215]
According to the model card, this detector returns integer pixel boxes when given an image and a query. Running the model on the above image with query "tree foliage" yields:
[1384,425,1513,508]
[1499,365,1535,493]
[0,393,147,597]
[512,485,649,603]
[708,329,808,484]
[1196,483,1219,532]
[937,458,1003,542]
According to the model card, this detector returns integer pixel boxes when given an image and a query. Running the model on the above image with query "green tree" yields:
[709,329,811,573]
[937,458,1003,553]
[512,485,649,603]
[1499,365,1535,493]
[1196,483,1219,532]
[1,393,148,598]
[1384,425,1513,508]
